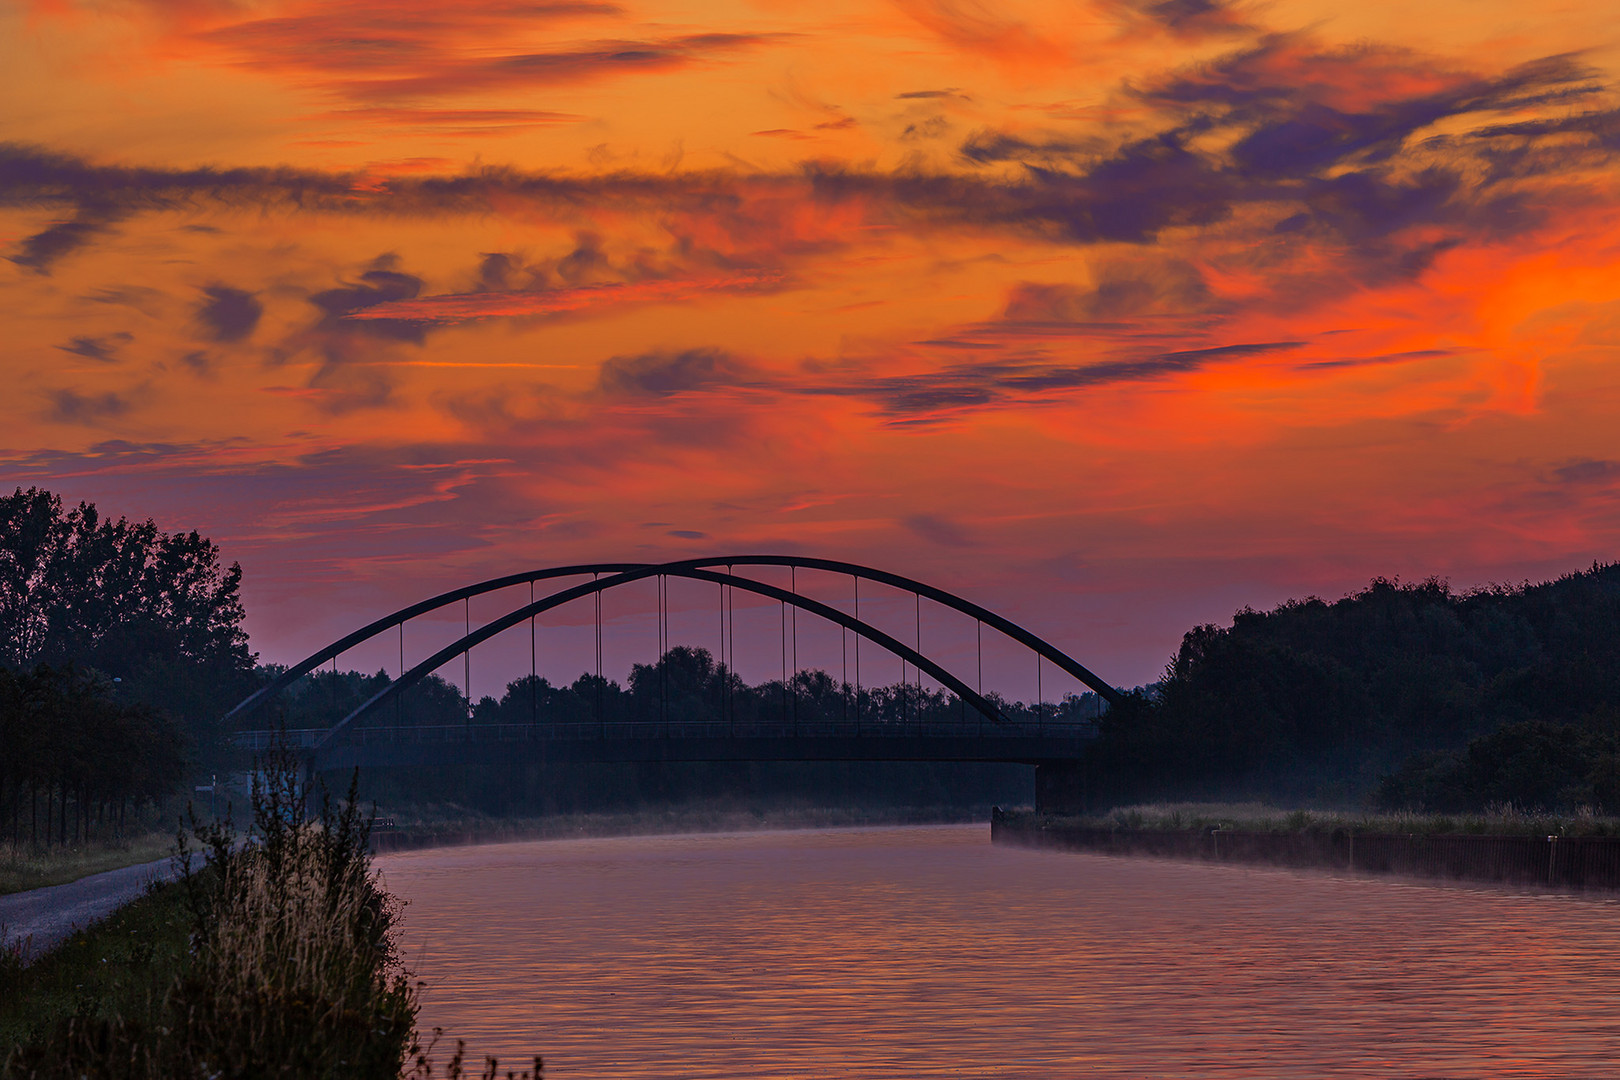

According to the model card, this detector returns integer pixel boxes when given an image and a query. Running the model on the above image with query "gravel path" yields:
[0,858,180,963]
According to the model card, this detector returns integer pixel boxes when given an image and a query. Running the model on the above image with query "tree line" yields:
[259,645,1104,815]
[1,487,256,846]
[265,643,1106,735]
[0,664,185,848]
[1084,562,1620,811]
[0,487,257,753]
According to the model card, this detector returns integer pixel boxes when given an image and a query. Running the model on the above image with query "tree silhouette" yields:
[0,487,255,761]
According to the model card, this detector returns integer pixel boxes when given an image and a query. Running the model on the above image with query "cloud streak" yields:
[802,341,1304,421]
[194,0,776,103]
[1,34,1612,277]
[343,271,787,325]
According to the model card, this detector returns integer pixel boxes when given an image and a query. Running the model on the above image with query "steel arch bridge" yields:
[228,556,1118,811]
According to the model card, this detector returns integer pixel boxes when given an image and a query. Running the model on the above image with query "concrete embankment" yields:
[991,810,1620,891]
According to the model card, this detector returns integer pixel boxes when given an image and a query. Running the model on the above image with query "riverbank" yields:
[992,806,1620,890]
[368,802,997,853]
[1056,801,1620,837]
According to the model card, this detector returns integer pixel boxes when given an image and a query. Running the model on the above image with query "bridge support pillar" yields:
[1034,761,1086,816]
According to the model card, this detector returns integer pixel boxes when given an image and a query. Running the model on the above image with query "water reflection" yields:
[378,825,1620,1078]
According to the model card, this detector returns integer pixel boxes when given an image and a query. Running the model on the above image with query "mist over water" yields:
[378,826,1620,1077]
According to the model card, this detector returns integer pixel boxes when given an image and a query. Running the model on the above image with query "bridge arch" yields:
[227,555,1121,736]
[667,556,1119,706]
[319,564,1012,750]
[224,562,646,725]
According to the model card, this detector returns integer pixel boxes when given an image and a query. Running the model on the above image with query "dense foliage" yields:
[0,487,256,761]
[1087,563,1620,810]
[0,665,185,849]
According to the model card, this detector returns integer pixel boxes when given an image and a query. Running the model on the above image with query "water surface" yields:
[378,825,1620,1078]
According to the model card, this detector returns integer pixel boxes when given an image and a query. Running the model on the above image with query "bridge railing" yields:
[234,728,329,751]
[231,718,1100,750]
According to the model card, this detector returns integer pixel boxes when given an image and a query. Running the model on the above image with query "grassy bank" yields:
[1061,802,1620,837]
[0,880,192,1049]
[3,759,541,1080]
[997,805,1620,890]
[0,833,174,895]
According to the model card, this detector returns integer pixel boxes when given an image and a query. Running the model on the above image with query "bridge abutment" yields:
[1034,761,1086,816]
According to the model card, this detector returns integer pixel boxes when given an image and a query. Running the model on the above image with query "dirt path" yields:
[0,858,179,962]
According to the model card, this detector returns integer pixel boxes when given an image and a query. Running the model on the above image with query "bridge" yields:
[228,556,1117,812]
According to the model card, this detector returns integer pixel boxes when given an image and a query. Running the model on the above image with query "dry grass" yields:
[205,838,381,1003]
[0,834,174,895]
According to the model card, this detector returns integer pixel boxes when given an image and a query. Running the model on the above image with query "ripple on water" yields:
[376,825,1620,1079]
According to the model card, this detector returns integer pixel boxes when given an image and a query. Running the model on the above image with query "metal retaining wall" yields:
[990,811,1620,890]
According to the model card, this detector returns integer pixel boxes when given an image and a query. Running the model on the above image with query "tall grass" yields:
[3,746,541,1080]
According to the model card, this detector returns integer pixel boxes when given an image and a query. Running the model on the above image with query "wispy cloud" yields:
[45,389,135,424]
[597,348,756,398]
[804,341,1304,421]
[344,271,787,326]
[3,37,1613,277]
[57,332,134,362]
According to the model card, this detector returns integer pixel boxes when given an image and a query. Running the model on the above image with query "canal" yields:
[377,824,1620,1077]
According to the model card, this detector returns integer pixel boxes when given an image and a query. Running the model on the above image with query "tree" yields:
[0,488,251,671]
[0,487,256,758]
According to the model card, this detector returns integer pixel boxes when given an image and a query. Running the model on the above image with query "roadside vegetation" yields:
[2,750,541,1080]
[0,831,172,895]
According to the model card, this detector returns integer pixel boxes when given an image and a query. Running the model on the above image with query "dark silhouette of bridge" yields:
[229,556,1116,811]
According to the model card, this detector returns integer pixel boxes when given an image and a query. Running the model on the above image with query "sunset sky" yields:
[5,0,1620,698]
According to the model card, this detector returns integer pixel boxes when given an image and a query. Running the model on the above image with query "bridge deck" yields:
[235,720,1098,768]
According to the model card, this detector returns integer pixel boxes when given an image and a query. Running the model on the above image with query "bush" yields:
[1376,720,1620,812]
